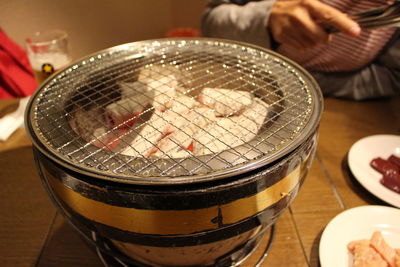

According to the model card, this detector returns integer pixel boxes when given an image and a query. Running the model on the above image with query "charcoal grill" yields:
[26,38,323,266]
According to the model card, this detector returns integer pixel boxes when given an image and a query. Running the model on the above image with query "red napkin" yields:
[0,28,37,99]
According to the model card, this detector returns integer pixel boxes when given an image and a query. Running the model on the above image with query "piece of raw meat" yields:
[388,155,400,168]
[370,157,399,176]
[381,172,400,193]
[370,231,400,267]
[370,157,400,194]
[347,239,388,267]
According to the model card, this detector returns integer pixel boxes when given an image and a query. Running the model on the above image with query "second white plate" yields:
[319,205,400,267]
[348,134,400,208]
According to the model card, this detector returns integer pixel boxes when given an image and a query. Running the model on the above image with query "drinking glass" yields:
[25,29,71,85]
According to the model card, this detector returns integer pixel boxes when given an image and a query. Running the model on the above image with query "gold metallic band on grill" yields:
[44,165,303,235]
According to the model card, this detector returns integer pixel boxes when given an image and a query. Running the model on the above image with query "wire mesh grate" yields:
[27,39,322,184]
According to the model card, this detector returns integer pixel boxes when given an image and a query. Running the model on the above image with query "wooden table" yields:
[1,96,399,267]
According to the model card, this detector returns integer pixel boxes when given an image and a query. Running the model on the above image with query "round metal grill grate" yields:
[26,38,323,184]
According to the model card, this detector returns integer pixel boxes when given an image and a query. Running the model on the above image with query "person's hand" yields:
[269,0,361,50]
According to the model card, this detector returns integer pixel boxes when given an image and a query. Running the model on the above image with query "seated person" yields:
[202,0,400,100]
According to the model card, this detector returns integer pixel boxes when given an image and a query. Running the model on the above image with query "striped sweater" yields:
[277,0,397,72]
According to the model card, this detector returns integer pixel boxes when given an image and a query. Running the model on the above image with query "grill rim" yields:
[25,37,323,185]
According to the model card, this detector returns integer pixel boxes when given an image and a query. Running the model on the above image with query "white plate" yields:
[348,134,400,208]
[319,205,400,267]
